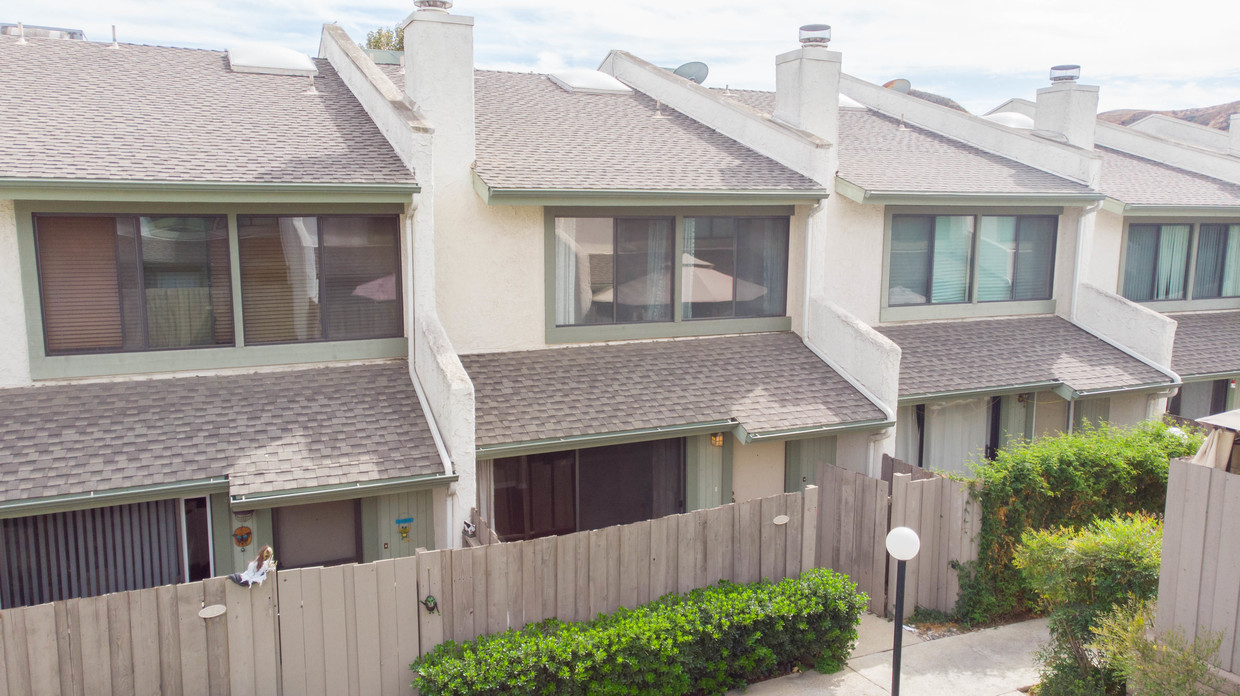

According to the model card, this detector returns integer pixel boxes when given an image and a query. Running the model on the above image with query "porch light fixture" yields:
[886,526,921,696]
[1049,64,1081,83]
[798,24,831,47]
[710,433,724,447]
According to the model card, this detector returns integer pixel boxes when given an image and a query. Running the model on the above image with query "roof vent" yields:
[1,23,86,40]
[799,24,831,47]
[548,69,633,95]
[1049,64,1080,83]
[227,44,318,77]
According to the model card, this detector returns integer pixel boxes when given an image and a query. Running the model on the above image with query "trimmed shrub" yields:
[955,422,1199,624]
[1090,599,1225,696]
[412,568,867,696]
[1014,513,1163,695]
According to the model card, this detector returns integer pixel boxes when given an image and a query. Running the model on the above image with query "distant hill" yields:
[1100,101,1240,130]
[910,88,967,113]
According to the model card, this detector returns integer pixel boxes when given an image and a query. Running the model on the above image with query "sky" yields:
[8,0,1240,114]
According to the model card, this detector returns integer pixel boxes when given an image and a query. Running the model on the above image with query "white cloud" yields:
[9,0,1240,110]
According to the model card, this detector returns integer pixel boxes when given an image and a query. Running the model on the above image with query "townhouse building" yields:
[0,2,1233,607]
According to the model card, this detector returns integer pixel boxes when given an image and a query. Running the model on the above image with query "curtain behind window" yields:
[735,218,789,317]
[616,218,672,322]
[1225,226,1240,297]
[1155,224,1190,299]
[894,405,921,468]
[976,216,1017,301]
[321,217,401,340]
[1014,217,1056,300]
[924,398,989,475]
[888,216,932,305]
[1123,225,1158,300]
[930,216,973,303]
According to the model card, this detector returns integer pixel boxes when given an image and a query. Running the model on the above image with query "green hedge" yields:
[412,568,867,696]
[954,421,1199,625]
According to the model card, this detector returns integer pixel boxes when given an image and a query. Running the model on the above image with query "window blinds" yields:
[36,216,125,353]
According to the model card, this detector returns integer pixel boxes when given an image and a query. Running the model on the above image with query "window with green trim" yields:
[552,214,790,327]
[888,214,1057,306]
[1121,222,1240,302]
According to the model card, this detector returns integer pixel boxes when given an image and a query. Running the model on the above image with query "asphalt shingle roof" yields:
[467,70,823,192]
[1098,147,1240,207]
[460,332,886,448]
[0,36,414,185]
[877,316,1172,397]
[1169,310,1240,377]
[0,361,442,504]
[715,88,1094,196]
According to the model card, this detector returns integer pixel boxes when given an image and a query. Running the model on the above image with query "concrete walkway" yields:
[730,614,1049,695]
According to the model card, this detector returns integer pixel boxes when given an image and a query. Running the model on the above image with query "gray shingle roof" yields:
[460,332,886,448]
[1169,310,1240,377]
[877,316,1172,397]
[0,36,414,185]
[469,70,823,192]
[1099,147,1240,207]
[715,88,1094,196]
[0,361,442,504]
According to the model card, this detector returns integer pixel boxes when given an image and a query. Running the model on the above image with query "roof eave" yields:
[474,170,828,207]
[475,420,738,460]
[837,177,1103,207]
[1113,202,1240,217]
[0,178,419,203]
[738,416,894,444]
[229,472,457,511]
[0,477,231,520]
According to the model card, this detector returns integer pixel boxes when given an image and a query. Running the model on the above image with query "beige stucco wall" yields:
[730,439,786,503]
[0,200,31,388]
[1109,391,1155,427]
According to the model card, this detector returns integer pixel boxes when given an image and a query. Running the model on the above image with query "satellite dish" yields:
[883,78,912,94]
[673,61,709,85]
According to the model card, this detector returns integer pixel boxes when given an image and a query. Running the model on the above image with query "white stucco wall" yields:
[834,431,874,475]
[731,439,786,503]
[1088,209,1124,293]
[1108,391,1153,427]
[1053,207,1083,318]
[0,200,31,388]
[1074,283,1177,369]
[821,194,886,324]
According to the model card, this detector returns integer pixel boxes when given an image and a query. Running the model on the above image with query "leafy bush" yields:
[1090,599,1224,696]
[1014,513,1163,695]
[412,568,867,696]
[955,422,1198,624]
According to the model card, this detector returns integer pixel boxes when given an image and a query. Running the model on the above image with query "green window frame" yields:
[544,207,794,343]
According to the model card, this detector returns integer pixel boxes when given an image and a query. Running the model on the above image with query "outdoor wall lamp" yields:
[886,526,921,696]
[710,433,724,447]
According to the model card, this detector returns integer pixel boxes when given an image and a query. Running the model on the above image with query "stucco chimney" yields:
[1230,114,1240,158]
[1033,64,1099,150]
[773,24,841,145]
[402,1,475,166]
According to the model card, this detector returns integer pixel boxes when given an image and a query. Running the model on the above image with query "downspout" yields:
[1069,200,1104,322]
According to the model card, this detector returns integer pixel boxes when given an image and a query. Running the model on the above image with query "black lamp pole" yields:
[892,558,907,696]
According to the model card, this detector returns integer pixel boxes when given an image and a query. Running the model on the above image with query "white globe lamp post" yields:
[886,526,921,696]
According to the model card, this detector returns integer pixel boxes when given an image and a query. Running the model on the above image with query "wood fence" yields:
[816,461,980,620]
[0,575,278,696]
[0,487,817,696]
[1159,458,1240,676]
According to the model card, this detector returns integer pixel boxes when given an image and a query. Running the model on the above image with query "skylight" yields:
[982,112,1035,130]
[228,44,318,77]
[548,69,632,95]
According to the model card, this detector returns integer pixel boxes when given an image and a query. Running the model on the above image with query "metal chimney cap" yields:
[799,24,831,47]
[415,0,453,11]
[1049,64,1081,83]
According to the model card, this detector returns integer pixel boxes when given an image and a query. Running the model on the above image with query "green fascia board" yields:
[1121,204,1240,217]
[474,171,828,207]
[738,417,895,444]
[1179,371,1240,382]
[0,178,418,203]
[836,176,1103,207]
[229,473,457,511]
[0,478,230,520]
[1067,380,1180,400]
[476,420,738,460]
[899,381,1064,405]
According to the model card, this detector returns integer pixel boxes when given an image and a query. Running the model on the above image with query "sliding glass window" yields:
[1192,224,1240,299]
[35,215,233,354]
[554,217,674,326]
[889,214,1056,307]
[238,215,401,344]
[683,217,789,319]
[1122,224,1191,301]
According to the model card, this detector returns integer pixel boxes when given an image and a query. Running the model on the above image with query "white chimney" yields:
[1033,64,1099,150]
[402,0,475,168]
[1230,114,1240,158]
[773,24,841,146]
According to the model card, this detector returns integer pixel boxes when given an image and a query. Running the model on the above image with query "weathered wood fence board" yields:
[817,465,889,615]
[1158,458,1240,674]
[0,575,275,696]
[886,473,980,620]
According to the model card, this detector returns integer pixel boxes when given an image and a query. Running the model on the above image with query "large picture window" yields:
[683,217,789,319]
[1192,224,1240,299]
[888,214,1057,307]
[554,217,674,326]
[1122,223,1191,301]
[238,215,402,344]
[36,215,233,354]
